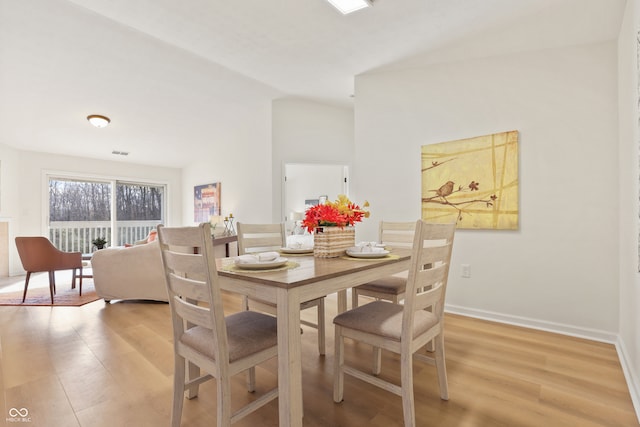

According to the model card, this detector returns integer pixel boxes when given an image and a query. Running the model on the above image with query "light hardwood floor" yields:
[0,273,637,427]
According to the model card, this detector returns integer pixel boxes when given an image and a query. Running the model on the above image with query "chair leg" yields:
[50,271,56,294]
[317,298,326,355]
[217,373,232,427]
[434,333,449,400]
[78,267,83,296]
[48,271,55,304]
[351,288,359,308]
[333,325,345,403]
[242,295,250,311]
[185,361,200,399]
[246,367,256,392]
[171,355,186,427]
[426,340,435,353]
[71,267,77,289]
[373,347,382,375]
[400,352,416,427]
[21,272,32,302]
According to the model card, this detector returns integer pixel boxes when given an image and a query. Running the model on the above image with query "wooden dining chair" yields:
[236,222,326,355]
[157,224,279,427]
[351,221,416,308]
[333,220,456,427]
[15,236,82,304]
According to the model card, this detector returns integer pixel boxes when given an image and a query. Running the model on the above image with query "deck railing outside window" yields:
[49,220,159,253]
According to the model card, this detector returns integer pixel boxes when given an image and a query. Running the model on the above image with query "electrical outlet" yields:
[461,264,471,278]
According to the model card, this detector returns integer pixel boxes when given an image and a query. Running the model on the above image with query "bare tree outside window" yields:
[49,179,111,221]
[116,182,163,221]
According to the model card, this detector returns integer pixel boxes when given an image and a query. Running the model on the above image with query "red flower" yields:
[302,195,369,233]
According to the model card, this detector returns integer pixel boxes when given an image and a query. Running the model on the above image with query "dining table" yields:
[216,247,412,427]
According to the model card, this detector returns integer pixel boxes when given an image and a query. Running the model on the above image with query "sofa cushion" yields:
[147,230,157,243]
[91,240,168,302]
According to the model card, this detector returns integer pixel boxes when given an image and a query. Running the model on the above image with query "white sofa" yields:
[91,240,168,302]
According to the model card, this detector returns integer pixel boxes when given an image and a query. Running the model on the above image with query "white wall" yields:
[272,98,354,222]
[0,143,22,275]
[355,42,619,339]
[180,97,353,234]
[617,0,640,417]
[181,99,274,226]
[1,145,182,275]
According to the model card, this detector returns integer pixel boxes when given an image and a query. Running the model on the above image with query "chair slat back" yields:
[379,221,416,248]
[167,273,211,303]
[402,221,455,339]
[173,296,215,329]
[157,224,228,363]
[413,264,448,314]
[237,223,286,254]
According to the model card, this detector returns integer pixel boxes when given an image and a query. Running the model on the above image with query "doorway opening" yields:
[283,163,348,233]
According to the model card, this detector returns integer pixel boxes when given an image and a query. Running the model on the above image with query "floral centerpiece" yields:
[302,195,370,257]
[302,194,370,232]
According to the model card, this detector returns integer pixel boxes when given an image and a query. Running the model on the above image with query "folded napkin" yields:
[355,241,386,250]
[349,245,386,253]
[235,251,280,264]
[286,235,314,249]
[356,241,379,247]
[286,241,313,250]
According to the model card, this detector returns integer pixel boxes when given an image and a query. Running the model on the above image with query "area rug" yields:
[0,283,101,306]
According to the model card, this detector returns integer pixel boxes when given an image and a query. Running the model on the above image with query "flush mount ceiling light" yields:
[326,0,372,14]
[87,114,111,128]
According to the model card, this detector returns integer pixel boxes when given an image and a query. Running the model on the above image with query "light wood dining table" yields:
[216,248,412,427]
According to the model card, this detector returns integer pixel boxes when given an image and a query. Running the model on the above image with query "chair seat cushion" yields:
[333,300,437,341]
[181,311,278,362]
[355,276,406,295]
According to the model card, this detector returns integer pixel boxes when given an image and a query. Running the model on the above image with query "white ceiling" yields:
[0,0,626,168]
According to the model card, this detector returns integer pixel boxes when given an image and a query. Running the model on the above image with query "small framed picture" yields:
[194,182,221,223]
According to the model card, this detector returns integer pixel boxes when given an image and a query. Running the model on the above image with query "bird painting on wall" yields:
[433,181,455,200]
[420,130,519,230]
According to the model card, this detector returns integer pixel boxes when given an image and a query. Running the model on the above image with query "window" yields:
[116,181,164,245]
[48,176,165,252]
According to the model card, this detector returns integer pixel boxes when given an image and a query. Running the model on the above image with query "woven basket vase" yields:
[313,226,355,258]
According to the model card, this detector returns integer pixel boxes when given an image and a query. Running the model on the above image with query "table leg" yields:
[277,287,303,427]
[337,289,347,313]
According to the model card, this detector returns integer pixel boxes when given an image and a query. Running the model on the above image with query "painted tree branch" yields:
[423,180,497,221]
[421,158,456,172]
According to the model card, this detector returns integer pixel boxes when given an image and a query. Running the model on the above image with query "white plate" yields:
[346,249,390,259]
[235,257,289,270]
[280,247,314,254]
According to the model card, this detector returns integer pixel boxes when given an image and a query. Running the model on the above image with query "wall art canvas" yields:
[194,182,221,223]
[421,130,519,230]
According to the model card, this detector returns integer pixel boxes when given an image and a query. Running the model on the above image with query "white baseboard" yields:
[616,337,640,423]
[444,304,639,423]
[444,304,618,343]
